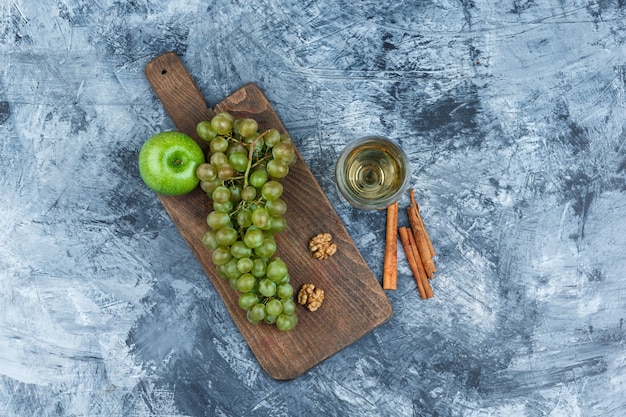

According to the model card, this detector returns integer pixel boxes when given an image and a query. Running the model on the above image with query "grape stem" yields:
[244,130,270,188]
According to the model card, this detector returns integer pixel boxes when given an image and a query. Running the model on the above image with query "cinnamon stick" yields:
[383,202,399,290]
[398,227,426,299]
[407,228,434,298]
[410,188,436,257]
[407,206,436,278]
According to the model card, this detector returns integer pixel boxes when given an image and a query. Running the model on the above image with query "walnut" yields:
[297,283,325,312]
[309,233,337,260]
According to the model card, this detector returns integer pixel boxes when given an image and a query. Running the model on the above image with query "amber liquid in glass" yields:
[345,144,403,201]
[335,137,409,210]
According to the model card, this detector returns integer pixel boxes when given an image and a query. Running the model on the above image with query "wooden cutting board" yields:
[144,52,392,380]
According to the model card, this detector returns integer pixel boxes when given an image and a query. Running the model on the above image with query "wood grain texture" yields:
[144,52,392,380]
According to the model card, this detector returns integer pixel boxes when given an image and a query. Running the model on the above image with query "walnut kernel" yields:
[309,233,337,260]
[297,283,325,312]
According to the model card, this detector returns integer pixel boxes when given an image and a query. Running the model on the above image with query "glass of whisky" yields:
[334,136,410,210]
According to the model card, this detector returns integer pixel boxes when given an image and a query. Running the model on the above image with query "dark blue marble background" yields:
[1,1,625,416]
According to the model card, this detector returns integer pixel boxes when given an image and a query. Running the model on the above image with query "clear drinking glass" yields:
[334,136,410,210]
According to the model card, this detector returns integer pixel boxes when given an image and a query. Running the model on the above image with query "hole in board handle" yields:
[161,69,167,75]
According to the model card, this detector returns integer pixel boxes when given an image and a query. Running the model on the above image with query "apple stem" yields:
[243,129,270,188]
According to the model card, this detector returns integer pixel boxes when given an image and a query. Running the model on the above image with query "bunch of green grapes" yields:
[195,111,298,331]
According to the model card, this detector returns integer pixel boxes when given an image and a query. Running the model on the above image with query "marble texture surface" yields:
[2,0,626,416]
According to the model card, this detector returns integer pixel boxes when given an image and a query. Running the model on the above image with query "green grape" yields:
[269,216,286,233]
[229,151,249,172]
[254,237,276,258]
[228,184,242,203]
[202,230,218,250]
[218,163,235,180]
[230,277,239,290]
[211,112,234,135]
[251,258,266,278]
[264,128,281,147]
[266,258,288,283]
[276,313,297,331]
[258,278,277,297]
[200,179,220,194]
[251,207,270,228]
[265,298,283,316]
[212,200,233,213]
[249,169,268,188]
[236,273,257,293]
[232,119,241,136]
[264,315,277,324]
[216,264,227,279]
[243,228,264,248]
[266,159,289,179]
[196,163,217,181]
[284,152,298,167]
[222,112,234,122]
[197,120,217,141]
[215,227,238,246]
[235,118,258,138]
[282,299,296,315]
[237,209,252,228]
[210,152,228,168]
[236,257,254,273]
[247,303,266,323]
[265,198,287,217]
[222,259,240,280]
[260,216,273,231]
[272,142,294,161]
[245,135,264,150]
[207,211,230,230]
[211,186,230,204]
[230,241,252,259]
[276,282,293,299]
[227,142,247,156]
[279,273,290,284]
[212,246,232,265]
[261,180,283,201]
[210,136,229,154]
[238,292,259,311]
[241,185,256,201]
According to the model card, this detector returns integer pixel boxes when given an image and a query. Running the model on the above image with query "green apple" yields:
[138,131,205,196]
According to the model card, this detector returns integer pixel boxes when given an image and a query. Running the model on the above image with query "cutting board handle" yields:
[144,52,215,139]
